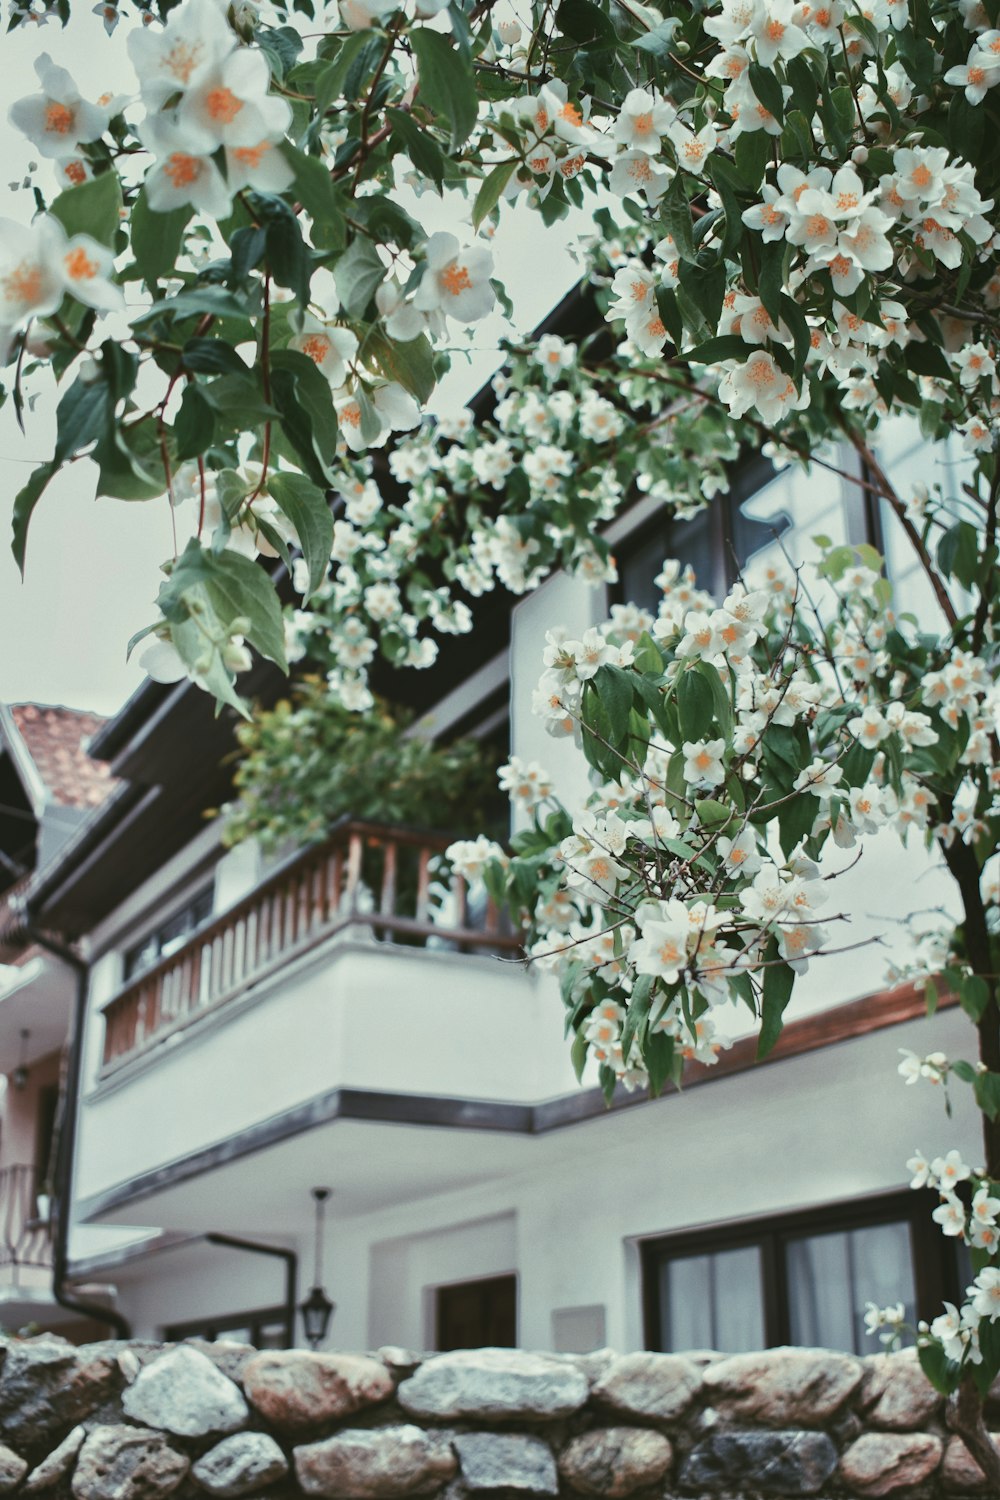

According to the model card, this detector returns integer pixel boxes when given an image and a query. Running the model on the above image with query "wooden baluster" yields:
[485,895,501,939]
[298,866,312,937]
[328,849,343,923]
[210,932,224,1004]
[380,839,397,919]
[234,916,247,986]
[415,846,432,925]
[345,832,363,914]
[245,908,258,978]
[452,873,469,955]
[188,945,201,1016]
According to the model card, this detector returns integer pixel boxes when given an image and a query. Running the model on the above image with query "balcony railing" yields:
[0,1164,53,1272]
[101,819,520,1075]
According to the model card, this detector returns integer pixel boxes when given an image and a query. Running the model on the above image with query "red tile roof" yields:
[8,704,118,809]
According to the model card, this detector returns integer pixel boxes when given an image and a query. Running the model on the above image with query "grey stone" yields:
[0,1336,118,1449]
[940,1433,1000,1492]
[839,1432,943,1496]
[182,1338,257,1385]
[71,1426,189,1500]
[243,1350,394,1431]
[0,1444,28,1495]
[398,1348,588,1422]
[680,1429,838,1496]
[191,1434,289,1498]
[860,1349,942,1431]
[376,1346,421,1377]
[24,1425,86,1492]
[294,1424,457,1499]
[559,1427,673,1497]
[702,1346,864,1424]
[592,1351,702,1422]
[453,1433,558,1496]
[121,1345,248,1437]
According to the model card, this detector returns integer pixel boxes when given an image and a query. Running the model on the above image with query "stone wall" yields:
[0,1335,996,1499]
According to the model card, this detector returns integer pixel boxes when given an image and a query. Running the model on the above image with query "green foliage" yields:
[223,677,504,851]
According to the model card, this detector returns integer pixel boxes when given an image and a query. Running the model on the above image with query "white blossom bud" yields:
[497,18,521,43]
[851,145,869,165]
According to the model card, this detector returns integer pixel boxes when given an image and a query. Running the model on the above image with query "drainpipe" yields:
[205,1233,298,1348]
[28,928,131,1338]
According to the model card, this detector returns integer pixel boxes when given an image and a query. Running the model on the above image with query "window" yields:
[435,1274,517,1351]
[123,884,214,982]
[642,1192,963,1357]
[615,447,873,615]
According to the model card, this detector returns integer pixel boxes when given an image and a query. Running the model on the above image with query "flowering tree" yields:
[3,0,1000,1468]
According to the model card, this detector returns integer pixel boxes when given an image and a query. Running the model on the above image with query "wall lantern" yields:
[300,1186,336,1349]
[12,1029,29,1091]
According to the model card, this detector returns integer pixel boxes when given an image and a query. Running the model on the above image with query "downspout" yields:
[205,1232,298,1348]
[28,928,131,1338]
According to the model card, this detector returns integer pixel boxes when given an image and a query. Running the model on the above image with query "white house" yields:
[0,387,981,1358]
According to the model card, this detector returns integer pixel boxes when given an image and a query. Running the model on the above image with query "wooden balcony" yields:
[100,820,519,1076]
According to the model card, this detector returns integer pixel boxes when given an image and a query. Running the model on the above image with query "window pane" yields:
[620,510,718,614]
[787,1221,915,1354]
[660,1245,765,1353]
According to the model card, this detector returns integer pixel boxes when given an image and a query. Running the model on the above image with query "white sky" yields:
[0,14,595,716]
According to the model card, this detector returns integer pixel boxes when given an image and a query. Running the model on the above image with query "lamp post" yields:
[12,1029,29,1091]
[300,1187,335,1349]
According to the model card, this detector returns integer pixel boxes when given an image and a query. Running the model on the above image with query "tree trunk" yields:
[947,1380,1000,1491]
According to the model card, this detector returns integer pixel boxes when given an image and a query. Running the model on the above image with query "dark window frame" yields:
[641,1189,963,1354]
[123,882,216,982]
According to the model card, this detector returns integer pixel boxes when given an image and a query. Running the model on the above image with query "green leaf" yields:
[281,143,344,250]
[645,1030,677,1096]
[734,130,770,191]
[334,235,386,316]
[173,383,215,462]
[363,328,437,404]
[268,471,334,600]
[269,349,339,486]
[313,31,374,113]
[917,1342,958,1396]
[133,286,252,327]
[158,539,288,671]
[748,61,785,124]
[677,668,715,740]
[661,174,696,261]
[621,974,654,1058]
[265,209,313,306]
[778,791,819,857]
[634,19,680,56]
[182,338,250,376]
[386,107,446,190]
[975,1071,1000,1122]
[129,188,190,285]
[594,662,636,738]
[54,373,112,465]
[410,28,478,148]
[758,949,795,1058]
[570,1029,589,1084]
[93,424,164,501]
[49,169,122,247]
[679,333,751,366]
[473,159,518,229]
[10,462,56,577]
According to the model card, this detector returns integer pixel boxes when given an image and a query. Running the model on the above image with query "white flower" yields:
[932,1150,971,1191]
[138,636,188,683]
[907,1150,932,1189]
[667,119,717,175]
[127,0,234,109]
[969,1267,1000,1321]
[413,232,495,323]
[632,898,694,983]
[718,351,806,424]
[932,1195,968,1237]
[224,138,296,194]
[683,738,727,789]
[337,0,398,26]
[608,150,671,205]
[612,88,676,153]
[446,835,506,885]
[290,315,359,386]
[178,47,291,152]
[141,115,233,217]
[9,52,114,157]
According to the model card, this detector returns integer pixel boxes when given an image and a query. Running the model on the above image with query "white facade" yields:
[1,426,977,1356]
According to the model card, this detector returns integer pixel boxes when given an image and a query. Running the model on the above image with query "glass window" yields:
[124,884,214,981]
[786,1221,915,1354]
[643,1192,964,1355]
[659,1243,765,1353]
